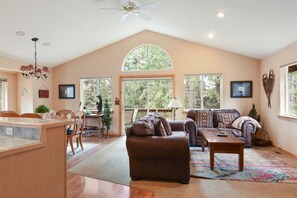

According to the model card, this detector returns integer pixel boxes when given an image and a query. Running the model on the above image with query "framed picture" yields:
[39,89,49,98]
[59,84,75,99]
[230,81,252,98]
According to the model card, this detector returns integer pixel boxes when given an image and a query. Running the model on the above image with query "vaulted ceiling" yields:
[1,0,297,67]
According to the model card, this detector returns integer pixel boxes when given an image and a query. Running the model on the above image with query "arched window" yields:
[122,44,173,71]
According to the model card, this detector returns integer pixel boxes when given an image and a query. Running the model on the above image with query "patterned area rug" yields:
[190,148,297,183]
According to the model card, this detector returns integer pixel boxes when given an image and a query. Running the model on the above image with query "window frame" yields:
[122,44,174,72]
[80,77,112,112]
[280,62,297,120]
[183,73,223,110]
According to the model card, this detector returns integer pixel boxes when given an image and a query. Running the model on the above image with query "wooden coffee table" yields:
[200,129,245,171]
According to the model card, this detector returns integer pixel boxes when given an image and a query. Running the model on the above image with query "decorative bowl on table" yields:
[217,131,228,137]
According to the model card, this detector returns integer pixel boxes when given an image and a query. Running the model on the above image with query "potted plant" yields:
[248,103,261,123]
[35,105,50,119]
[102,99,112,138]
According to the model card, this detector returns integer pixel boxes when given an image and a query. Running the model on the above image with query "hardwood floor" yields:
[66,133,154,198]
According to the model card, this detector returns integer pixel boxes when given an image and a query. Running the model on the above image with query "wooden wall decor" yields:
[262,70,275,108]
[39,90,49,98]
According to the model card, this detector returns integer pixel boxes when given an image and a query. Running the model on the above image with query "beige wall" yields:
[53,30,261,135]
[261,41,297,156]
[0,71,17,111]
[0,55,53,113]
[0,55,26,112]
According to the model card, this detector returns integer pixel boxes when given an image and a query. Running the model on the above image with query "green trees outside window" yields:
[122,44,173,71]
[80,78,112,111]
[288,65,297,115]
[184,74,221,109]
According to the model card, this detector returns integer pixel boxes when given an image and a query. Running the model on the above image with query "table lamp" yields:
[167,97,183,120]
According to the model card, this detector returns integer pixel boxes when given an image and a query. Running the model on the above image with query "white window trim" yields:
[279,62,297,121]
[183,73,223,110]
[121,44,174,72]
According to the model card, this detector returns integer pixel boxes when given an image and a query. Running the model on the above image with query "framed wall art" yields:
[230,81,252,98]
[59,84,75,99]
[39,89,49,98]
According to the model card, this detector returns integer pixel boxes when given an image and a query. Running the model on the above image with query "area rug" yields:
[66,142,99,160]
[191,148,297,183]
[68,136,131,186]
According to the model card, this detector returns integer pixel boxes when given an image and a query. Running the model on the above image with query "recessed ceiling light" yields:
[16,31,26,36]
[208,33,215,38]
[42,42,50,46]
[217,12,226,18]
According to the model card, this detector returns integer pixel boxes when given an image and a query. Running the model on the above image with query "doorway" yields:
[120,75,175,134]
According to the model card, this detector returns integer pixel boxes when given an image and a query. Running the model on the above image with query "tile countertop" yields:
[0,117,73,129]
[0,136,40,151]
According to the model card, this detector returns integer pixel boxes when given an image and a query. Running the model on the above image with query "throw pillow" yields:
[194,110,213,128]
[132,119,155,136]
[153,118,167,136]
[232,116,261,129]
[158,116,172,136]
[216,113,235,128]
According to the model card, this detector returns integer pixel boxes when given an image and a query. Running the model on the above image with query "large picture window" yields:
[80,78,112,112]
[184,74,222,109]
[280,63,297,117]
[122,44,173,71]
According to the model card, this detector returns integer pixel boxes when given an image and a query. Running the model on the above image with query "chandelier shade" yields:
[20,37,49,80]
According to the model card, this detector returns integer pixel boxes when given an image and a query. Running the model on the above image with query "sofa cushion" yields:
[153,118,167,136]
[132,119,155,136]
[194,110,213,128]
[158,116,172,135]
[215,113,236,128]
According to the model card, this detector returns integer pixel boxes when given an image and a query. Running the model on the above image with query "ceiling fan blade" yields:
[120,0,128,5]
[99,8,122,11]
[138,3,157,10]
[134,12,151,21]
[120,13,129,22]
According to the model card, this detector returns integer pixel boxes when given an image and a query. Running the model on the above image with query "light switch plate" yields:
[6,127,13,135]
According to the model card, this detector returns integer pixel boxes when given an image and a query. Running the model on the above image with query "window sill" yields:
[278,114,297,122]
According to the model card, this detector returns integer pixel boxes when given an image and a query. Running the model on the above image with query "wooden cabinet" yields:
[0,118,72,198]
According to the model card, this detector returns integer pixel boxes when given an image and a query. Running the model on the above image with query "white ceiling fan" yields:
[99,0,156,22]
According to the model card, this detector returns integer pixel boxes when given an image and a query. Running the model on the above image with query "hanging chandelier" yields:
[20,37,49,80]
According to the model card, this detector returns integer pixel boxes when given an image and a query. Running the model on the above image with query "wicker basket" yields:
[252,129,272,147]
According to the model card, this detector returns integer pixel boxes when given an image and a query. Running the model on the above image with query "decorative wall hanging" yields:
[39,90,49,98]
[230,81,253,98]
[262,70,275,108]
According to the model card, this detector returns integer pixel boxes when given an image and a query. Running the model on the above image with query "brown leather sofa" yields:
[126,120,190,184]
[185,109,257,147]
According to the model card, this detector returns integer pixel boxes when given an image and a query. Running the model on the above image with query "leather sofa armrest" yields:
[126,134,190,160]
[184,118,197,136]
[126,125,133,137]
[169,120,185,131]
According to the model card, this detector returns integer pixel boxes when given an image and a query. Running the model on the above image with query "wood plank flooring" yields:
[66,134,154,198]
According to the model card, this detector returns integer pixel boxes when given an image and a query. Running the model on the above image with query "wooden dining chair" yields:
[55,109,74,119]
[20,113,42,119]
[0,112,20,117]
[67,111,85,155]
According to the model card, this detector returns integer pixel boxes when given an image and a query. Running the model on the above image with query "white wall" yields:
[261,41,297,156]
[53,30,261,135]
